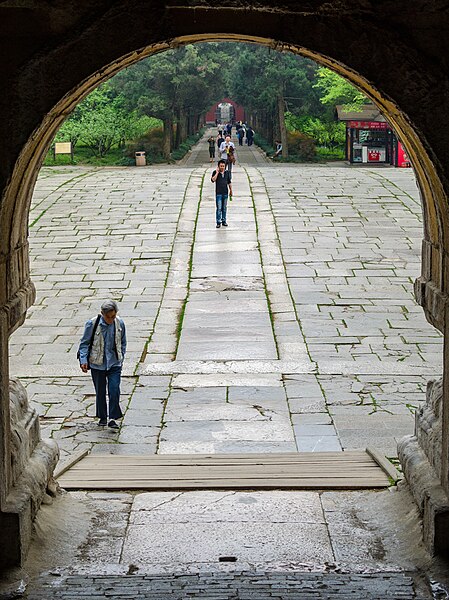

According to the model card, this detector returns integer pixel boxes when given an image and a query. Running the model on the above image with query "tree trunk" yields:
[277,94,288,158]
[256,114,262,137]
[175,109,182,150]
[162,117,171,160]
[255,113,262,139]
[170,120,175,153]
[273,107,280,142]
[174,123,180,150]
[259,114,264,138]
[265,111,273,144]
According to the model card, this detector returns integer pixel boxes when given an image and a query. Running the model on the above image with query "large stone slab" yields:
[122,491,332,567]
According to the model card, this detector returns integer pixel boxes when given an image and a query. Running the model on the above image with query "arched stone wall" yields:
[1,1,449,566]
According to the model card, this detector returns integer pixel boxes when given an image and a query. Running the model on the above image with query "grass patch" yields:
[175,301,187,341]
[44,145,131,167]
[255,133,345,163]
[315,146,345,161]
[44,129,206,167]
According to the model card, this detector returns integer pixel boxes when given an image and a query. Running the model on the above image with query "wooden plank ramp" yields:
[57,449,398,490]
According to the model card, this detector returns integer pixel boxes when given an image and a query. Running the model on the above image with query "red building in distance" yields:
[205,98,246,125]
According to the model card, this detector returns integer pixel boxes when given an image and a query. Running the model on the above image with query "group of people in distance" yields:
[207,121,255,164]
[208,121,254,229]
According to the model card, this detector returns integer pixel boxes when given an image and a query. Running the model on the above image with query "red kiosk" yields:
[336,103,410,167]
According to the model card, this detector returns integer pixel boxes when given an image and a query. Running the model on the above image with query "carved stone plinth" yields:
[398,378,449,554]
[0,379,59,570]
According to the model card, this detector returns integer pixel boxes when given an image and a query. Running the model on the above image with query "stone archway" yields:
[1,1,449,567]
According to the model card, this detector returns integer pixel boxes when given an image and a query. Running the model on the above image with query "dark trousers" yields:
[91,366,123,420]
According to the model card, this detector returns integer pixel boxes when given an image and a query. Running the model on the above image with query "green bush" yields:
[125,127,205,163]
[287,131,316,161]
[315,147,345,161]
[286,113,345,151]
[44,127,206,166]
[253,134,274,156]
[43,153,76,166]
[43,144,127,166]
[125,128,166,163]
[254,132,316,162]
[171,129,205,161]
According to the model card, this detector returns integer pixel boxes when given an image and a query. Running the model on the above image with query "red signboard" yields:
[368,150,381,162]
[397,142,411,167]
[348,121,388,130]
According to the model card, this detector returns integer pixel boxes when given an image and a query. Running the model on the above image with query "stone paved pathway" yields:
[23,486,438,598]
[14,131,447,599]
[10,130,442,464]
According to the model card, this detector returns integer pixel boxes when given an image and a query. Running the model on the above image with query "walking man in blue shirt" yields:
[78,300,127,429]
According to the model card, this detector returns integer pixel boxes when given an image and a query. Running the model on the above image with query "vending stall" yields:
[336,103,410,167]
[349,120,391,164]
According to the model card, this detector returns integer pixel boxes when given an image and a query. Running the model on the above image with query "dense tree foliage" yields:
[55,85,158,157]
[313,67,366,110]
[53,42,367,161]
[111,45,226,158]
[225,46,325,157]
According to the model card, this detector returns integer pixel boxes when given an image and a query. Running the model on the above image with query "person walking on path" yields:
[207,134,216,162]
[217,130,225,152]
[211,159,233,228]
[78,299,127,429]
[237,126,244,146]
[219,135,236,173]
[246,126,254,147]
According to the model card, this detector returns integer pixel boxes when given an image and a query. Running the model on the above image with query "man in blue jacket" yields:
[78,299,127,429]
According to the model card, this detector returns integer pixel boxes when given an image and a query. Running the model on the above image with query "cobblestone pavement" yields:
[11,132,446,598]
[11,130,441,463]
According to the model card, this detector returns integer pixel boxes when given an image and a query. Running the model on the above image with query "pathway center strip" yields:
[138,167,205,369]
[245,166,313,364]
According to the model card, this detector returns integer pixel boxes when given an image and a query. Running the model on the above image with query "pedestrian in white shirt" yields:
[219,135,236,172]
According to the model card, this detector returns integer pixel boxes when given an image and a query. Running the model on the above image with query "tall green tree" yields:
[55,83,156,157]
[112,45,225,158]
[284,67,367,153]
[313,67,367,109]
[226,45,322,155]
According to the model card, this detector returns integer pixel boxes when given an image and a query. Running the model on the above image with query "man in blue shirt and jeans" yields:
[211,159,233,228]
[78,299,127,429]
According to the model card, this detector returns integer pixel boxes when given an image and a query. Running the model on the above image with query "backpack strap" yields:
[87,314,101,359]
[113,318,121,360]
